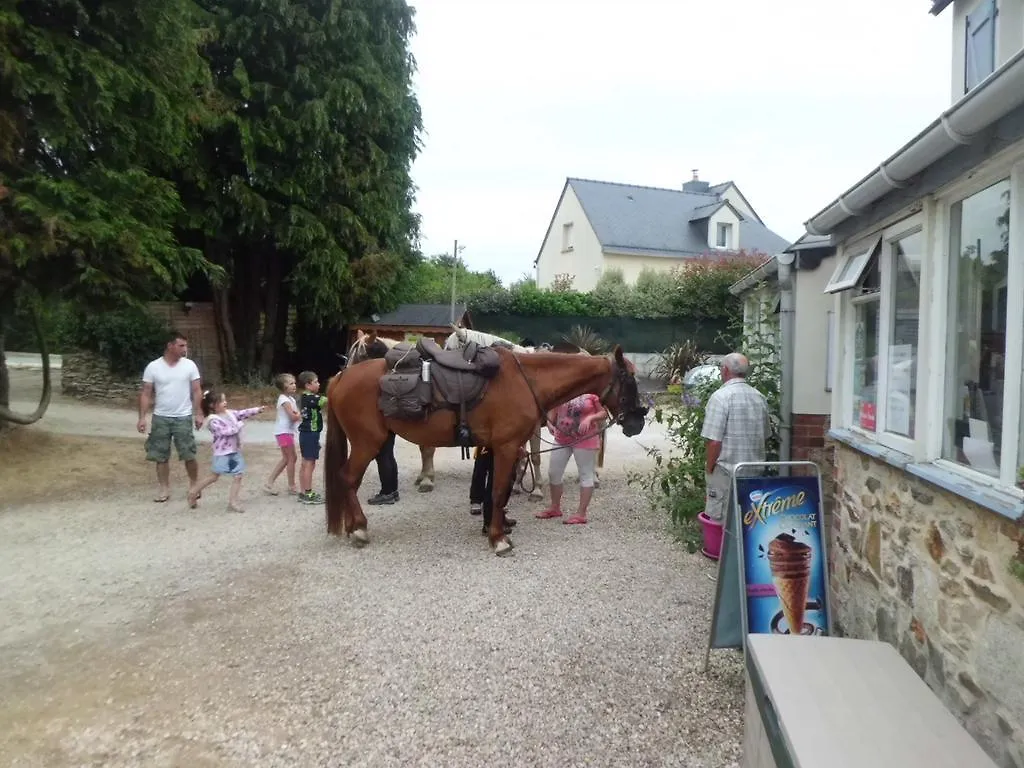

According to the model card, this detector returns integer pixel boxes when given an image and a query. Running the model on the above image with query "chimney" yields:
[682,168,710,193]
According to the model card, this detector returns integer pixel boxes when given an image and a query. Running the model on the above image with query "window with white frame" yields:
[835,220,924,449]
[965,0,997,93]
[831,158,1024,494]
[943,177,1010,478]
[561,222,574,252]
[716,222,733,249]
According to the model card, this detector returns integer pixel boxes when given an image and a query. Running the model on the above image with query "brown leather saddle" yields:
[378,338,501,446]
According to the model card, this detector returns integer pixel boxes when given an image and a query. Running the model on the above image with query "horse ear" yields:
[613,344,625,364]
[367,331,378,344]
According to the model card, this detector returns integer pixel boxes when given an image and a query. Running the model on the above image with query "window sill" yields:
[827,427,1024,522]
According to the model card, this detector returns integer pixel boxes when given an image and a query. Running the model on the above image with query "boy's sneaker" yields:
[469,502,483,516]
[367,490,399,505]
[298,490,323,505]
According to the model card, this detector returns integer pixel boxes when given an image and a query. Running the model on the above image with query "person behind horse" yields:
[470,445,520,535]
[536,392,609,525]
[358,336,400,506]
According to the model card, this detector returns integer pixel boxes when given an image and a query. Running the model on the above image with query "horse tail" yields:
[324,379,349,535]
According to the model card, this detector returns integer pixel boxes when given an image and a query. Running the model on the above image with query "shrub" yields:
[61,306,171,377]
[629,298,781,551]
[591,269,632,316]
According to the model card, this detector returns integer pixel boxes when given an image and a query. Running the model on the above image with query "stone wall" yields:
[830,443,1024,768]
[61,351,139,405]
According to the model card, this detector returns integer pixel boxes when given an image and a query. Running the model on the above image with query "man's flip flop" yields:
[153,495,170,503]
[563,516,588,525]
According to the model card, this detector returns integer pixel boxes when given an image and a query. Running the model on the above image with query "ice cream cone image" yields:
[768,533,812,635]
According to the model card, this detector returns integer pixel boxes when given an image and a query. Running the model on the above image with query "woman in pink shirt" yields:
[188,389,265,512]
[536,393,608,525]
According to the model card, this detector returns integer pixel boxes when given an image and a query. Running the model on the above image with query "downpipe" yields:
[776,252,796,475]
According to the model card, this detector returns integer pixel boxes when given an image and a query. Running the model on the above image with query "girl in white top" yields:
[264,373,301,495]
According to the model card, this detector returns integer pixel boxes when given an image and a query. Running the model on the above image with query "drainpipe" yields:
[776,252,796,473]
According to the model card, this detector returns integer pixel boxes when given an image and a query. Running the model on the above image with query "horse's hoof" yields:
[494,538,514,557]
[413,476,423,486]
[418,482,433,493]
[350,529,369,547]
[528,492,544,502]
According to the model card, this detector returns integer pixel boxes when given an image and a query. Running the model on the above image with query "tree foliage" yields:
[0,0,219,309]
[0,0,221,418]
[179,0,423,376]
[395,253,502,305]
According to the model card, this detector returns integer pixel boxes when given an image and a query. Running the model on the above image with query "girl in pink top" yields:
[188,389,265,513]
[536,393,608,525]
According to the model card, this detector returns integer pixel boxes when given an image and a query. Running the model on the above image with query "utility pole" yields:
[450,238,461,324]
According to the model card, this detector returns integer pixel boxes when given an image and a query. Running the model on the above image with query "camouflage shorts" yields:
[145,415,197,463]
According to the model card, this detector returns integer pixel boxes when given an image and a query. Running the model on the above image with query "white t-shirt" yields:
[275,394,298,435]
[142,356,201,418]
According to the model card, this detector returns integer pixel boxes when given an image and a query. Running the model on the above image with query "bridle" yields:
[509,351,641,452]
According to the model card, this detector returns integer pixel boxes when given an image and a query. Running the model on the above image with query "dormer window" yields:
[965,0,997,92]
[716,222,733,249]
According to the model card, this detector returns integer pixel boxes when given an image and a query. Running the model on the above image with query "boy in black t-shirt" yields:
[297,370,328,504]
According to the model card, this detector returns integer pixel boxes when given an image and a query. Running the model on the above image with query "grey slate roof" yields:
[566,177,790,259]
[362,303,468,328]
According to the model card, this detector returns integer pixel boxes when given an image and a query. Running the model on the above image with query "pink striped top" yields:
[207,408,261,456]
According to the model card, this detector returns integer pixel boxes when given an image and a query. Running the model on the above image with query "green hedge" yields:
[474,314,731,353]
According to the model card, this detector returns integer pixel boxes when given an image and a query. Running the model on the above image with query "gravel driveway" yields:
[0,371,744,767]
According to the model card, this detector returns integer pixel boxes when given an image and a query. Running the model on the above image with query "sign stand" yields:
[703,461,832,672]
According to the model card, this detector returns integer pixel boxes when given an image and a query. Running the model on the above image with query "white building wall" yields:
[950,0,1024,103]
[535,186,604,291]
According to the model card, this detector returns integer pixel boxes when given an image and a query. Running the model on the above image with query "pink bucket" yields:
[698,512,724,560]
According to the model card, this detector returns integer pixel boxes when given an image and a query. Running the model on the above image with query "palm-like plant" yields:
[562,325,609,355]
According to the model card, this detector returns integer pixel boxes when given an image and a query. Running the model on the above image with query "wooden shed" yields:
[346,303,474,349]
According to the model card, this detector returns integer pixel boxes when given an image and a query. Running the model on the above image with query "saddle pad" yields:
[378,372,429,419]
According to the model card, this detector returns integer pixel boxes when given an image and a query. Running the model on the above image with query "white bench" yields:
[743,634,998,768]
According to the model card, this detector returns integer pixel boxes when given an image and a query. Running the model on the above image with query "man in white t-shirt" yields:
[138,331,203,503]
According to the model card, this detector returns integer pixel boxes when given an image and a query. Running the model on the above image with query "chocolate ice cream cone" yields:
[768,533,812,635]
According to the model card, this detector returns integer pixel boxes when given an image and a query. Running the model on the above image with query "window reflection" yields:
[945,179,1010,476]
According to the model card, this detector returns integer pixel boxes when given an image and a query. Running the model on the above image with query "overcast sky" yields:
[406,0,953,284]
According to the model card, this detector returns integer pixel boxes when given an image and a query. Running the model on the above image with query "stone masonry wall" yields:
[830,443,1024,768]
[61,351,139,405]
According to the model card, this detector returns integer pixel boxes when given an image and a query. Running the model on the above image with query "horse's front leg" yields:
[415,445,436,492]
[488,444,518,556]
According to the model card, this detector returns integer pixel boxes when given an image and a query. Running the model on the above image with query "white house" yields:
[533,173,790,291]
[800,1,1024,764]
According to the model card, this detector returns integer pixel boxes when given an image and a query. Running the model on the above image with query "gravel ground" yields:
[0,372,745,767]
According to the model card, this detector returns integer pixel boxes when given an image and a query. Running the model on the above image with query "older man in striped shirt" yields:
[700,352,771,522]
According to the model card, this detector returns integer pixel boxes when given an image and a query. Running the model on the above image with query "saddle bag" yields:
[378,372,430,420]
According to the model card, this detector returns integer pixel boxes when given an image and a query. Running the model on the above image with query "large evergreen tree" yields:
[183,0,423,376]
[0,0,218,422]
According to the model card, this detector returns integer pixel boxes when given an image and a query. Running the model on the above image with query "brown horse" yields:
[324,345,647,556]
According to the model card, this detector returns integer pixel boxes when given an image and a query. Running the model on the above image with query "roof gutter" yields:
[804,47,1024,237]
[728,257,779,296]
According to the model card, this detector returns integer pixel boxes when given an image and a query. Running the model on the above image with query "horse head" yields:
[603,345,648,437]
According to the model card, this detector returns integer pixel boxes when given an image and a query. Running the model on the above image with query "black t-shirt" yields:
[298,392,327,433]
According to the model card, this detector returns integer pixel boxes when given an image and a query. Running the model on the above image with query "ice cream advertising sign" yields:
[735,475,830,637]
